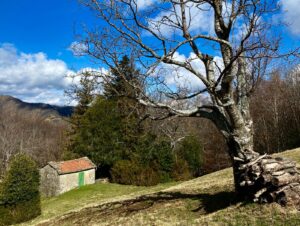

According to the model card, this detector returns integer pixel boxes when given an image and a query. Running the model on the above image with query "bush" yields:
[0,153,41,225]
[135,134,175,174]
[137,166,161,186]
[172,158,192,181]
[110,159,139,185]
[111,159,160,186]
[177,136,203,177]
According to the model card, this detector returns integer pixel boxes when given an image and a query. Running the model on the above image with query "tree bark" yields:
[225,123,300,207]
[215,86,300,207]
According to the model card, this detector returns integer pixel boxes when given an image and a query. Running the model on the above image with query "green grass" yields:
[21,148,300,225]
[274,148,300,165]
[208,202,300,226]
[22,181,178,225]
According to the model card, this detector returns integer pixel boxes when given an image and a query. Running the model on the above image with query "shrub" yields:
[110,159,139,185]
[0,153,41,225]
[137,166,161,186]
[172,158,192,181]
[110,159,160,186]
[136,134,175,174]
[177,136,203,177]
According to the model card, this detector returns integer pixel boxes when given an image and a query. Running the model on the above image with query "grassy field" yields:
[22,181,178,225]
[22,148,300,226]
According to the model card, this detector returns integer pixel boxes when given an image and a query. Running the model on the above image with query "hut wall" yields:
[40,165,60,197]
[58,169,95,194]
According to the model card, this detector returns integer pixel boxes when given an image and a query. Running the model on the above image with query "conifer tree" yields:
[67,56,143,175]
[68,71,98,126]
[104,55,140,99]
[104,55,144,147]
[0,153,41,225]
[64,71,98,159]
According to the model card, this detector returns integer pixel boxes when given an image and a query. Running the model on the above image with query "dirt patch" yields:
[37,190,238,226]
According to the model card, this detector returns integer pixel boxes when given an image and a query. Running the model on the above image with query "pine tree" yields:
[69,71,98,125]
[66,56,198,184]
[0,154,41,225]
[64,71,99,160]
[66,57,142,175]
[104,55,144,147]
[71,96,126,177]
[104,55,140,99]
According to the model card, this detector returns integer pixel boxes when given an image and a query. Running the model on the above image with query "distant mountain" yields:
[0,95,74,119]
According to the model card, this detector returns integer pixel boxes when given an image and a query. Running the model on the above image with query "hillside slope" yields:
[0,95,73,118]
[24,148,300,226]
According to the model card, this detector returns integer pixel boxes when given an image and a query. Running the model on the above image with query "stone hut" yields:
[40,157,96,197]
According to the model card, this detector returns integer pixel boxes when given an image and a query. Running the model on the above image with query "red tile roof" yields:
[48,157,96,175]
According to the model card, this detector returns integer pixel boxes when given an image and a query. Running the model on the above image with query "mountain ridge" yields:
[0,95,73,118]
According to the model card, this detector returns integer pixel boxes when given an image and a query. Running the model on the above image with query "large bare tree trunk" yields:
[225,108,300,206]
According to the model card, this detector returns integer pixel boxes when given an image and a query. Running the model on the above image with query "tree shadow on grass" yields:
[191,191,239,213]
[119,190,240,215]
[41,191,241,225]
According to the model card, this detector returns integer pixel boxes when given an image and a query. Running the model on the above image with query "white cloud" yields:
[68,41,88,56]
[281,0,300,35]
[0,43,75,105]
[135,0,157,10]
[149,52,223,93]
[148,2,214,38]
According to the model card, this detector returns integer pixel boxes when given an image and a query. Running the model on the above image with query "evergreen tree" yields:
[71,96,126,177]
[66,56,203,184]
[104,55,140,99]
[64,71,98,160]
[177,136,203,177]
[0,153,41,225]
[70,56,143,176]
[104,55,144,149]
[68,71,98,125]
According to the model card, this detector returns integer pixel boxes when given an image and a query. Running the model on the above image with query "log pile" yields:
[237,155,300,208]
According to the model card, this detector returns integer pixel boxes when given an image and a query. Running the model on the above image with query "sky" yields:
[0,0,299,106]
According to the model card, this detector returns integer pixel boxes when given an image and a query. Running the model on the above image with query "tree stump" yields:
[235,155,300,208]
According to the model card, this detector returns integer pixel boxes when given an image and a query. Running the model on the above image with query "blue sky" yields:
[0,0,93,69]
[0,0,98,105]
[0,0,299,105]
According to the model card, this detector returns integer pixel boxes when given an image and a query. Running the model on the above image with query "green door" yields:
[78,172,85,187]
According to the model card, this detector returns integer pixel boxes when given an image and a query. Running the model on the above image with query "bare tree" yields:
[76,0,300,205]
[251,69,300,154]
[0,106,66,176]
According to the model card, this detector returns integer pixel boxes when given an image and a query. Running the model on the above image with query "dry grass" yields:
[21,182,178,226]
[22,148,300,226]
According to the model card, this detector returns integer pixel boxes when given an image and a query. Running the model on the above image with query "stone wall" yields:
[40,165,60,197]
[58,169,95,194]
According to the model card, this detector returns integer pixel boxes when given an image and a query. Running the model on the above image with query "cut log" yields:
[277,185,300,208]
[261,173,272,184]
[261,161,296,173]
[263,162,280,172]
[254,188,267,199]
[272,173,300,187]
[261,159,278,165]
[272,170,286,177]
[235,154,300,208]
